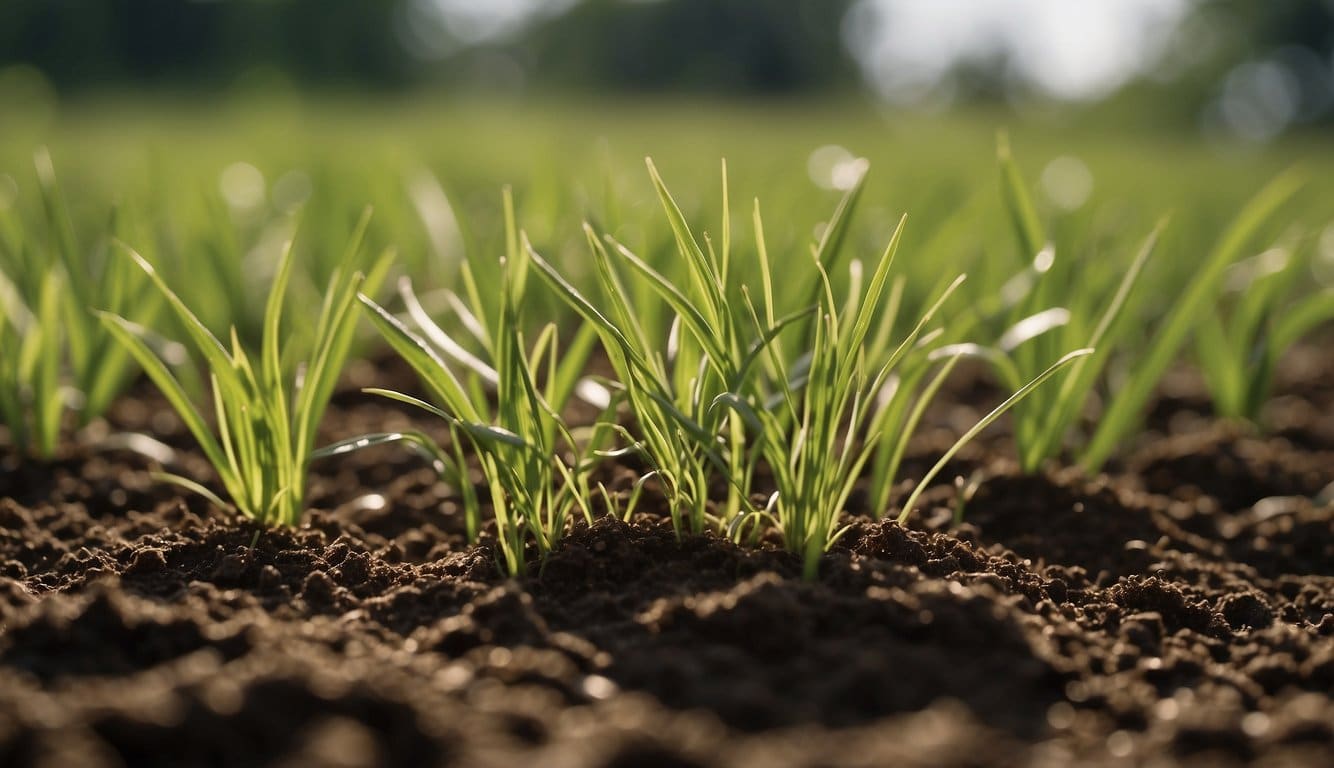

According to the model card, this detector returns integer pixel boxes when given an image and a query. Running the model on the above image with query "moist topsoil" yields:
[0,351,1331,768]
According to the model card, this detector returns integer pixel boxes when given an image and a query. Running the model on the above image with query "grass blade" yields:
[898,348,1093,525]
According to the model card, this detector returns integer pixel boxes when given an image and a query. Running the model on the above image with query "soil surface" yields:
[1,348,1332,767]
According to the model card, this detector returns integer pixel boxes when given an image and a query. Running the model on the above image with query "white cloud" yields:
[430,0,578,44]
[845,0,1195,102]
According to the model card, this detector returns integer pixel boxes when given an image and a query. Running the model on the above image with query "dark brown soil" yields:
[1,347,1331,767]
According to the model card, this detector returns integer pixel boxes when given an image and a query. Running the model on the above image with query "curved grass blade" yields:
[98,312,243,507]
[898,348,1093,525]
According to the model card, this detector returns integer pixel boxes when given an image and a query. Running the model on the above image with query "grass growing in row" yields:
[4,136,1331,580]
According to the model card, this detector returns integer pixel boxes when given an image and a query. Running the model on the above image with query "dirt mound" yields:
[0,364,1331,766]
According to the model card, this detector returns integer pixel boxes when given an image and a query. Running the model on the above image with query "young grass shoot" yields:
[98,211,392,525]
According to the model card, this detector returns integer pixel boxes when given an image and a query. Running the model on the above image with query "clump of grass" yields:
[979,158,1305,472]
[98,210,392,525]
[733,210,966,578]
[530,160,813,537]
[1196,232,1334,422]
[0,151,164,457]
[1081,171,1303,470]
[533,159,1091,578]
[355,190,602,576]
[0,263,62,457]
[939,136,1167,473]
[739,195,1089,576]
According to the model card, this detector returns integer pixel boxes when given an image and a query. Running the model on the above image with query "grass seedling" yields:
[0,265,63,457]
[965,137,1168,472]
[533,158,1090,578]
[35,151,170,427]
[1196,233,1334,422]
[732,213,963,578]
[738,200,1090,577]
[1081,172,1302,470]
[0,151,167,457]
[531,160,819,537]
[895,347,1091,527]
[533,225,725,536]
[356,189,601,576]
[98,210,392,525]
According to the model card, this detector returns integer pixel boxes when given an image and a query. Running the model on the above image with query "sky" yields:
[843,0,1196,102]
[420,0,1197,102]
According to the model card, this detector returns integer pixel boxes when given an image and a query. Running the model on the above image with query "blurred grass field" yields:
[8,95,1333,229]
[5,98,1330,343]
[7,96,1333,297]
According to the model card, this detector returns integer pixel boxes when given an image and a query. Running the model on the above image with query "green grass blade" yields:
[644,158,725,330]
[311,430,450,472]
[870,354,961,517]
[842,214,906,366]
[262,238,296,400]
[149,471,232,511]
[359,294,480,422]
[549,321,600,413]
[997,132,1046,261]
[605,237,730,369]
[400,277,498,386]
[97,312,239,497]
[294,248,395,473]
[115,240,241,394]
[1274,289,1334,351]
[526,240,652,376]
[31,270,64,457]
[899,348,1093,525]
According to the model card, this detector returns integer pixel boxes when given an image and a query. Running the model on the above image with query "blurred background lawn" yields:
[5,1,1333,183]
[2,0,1332,320]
